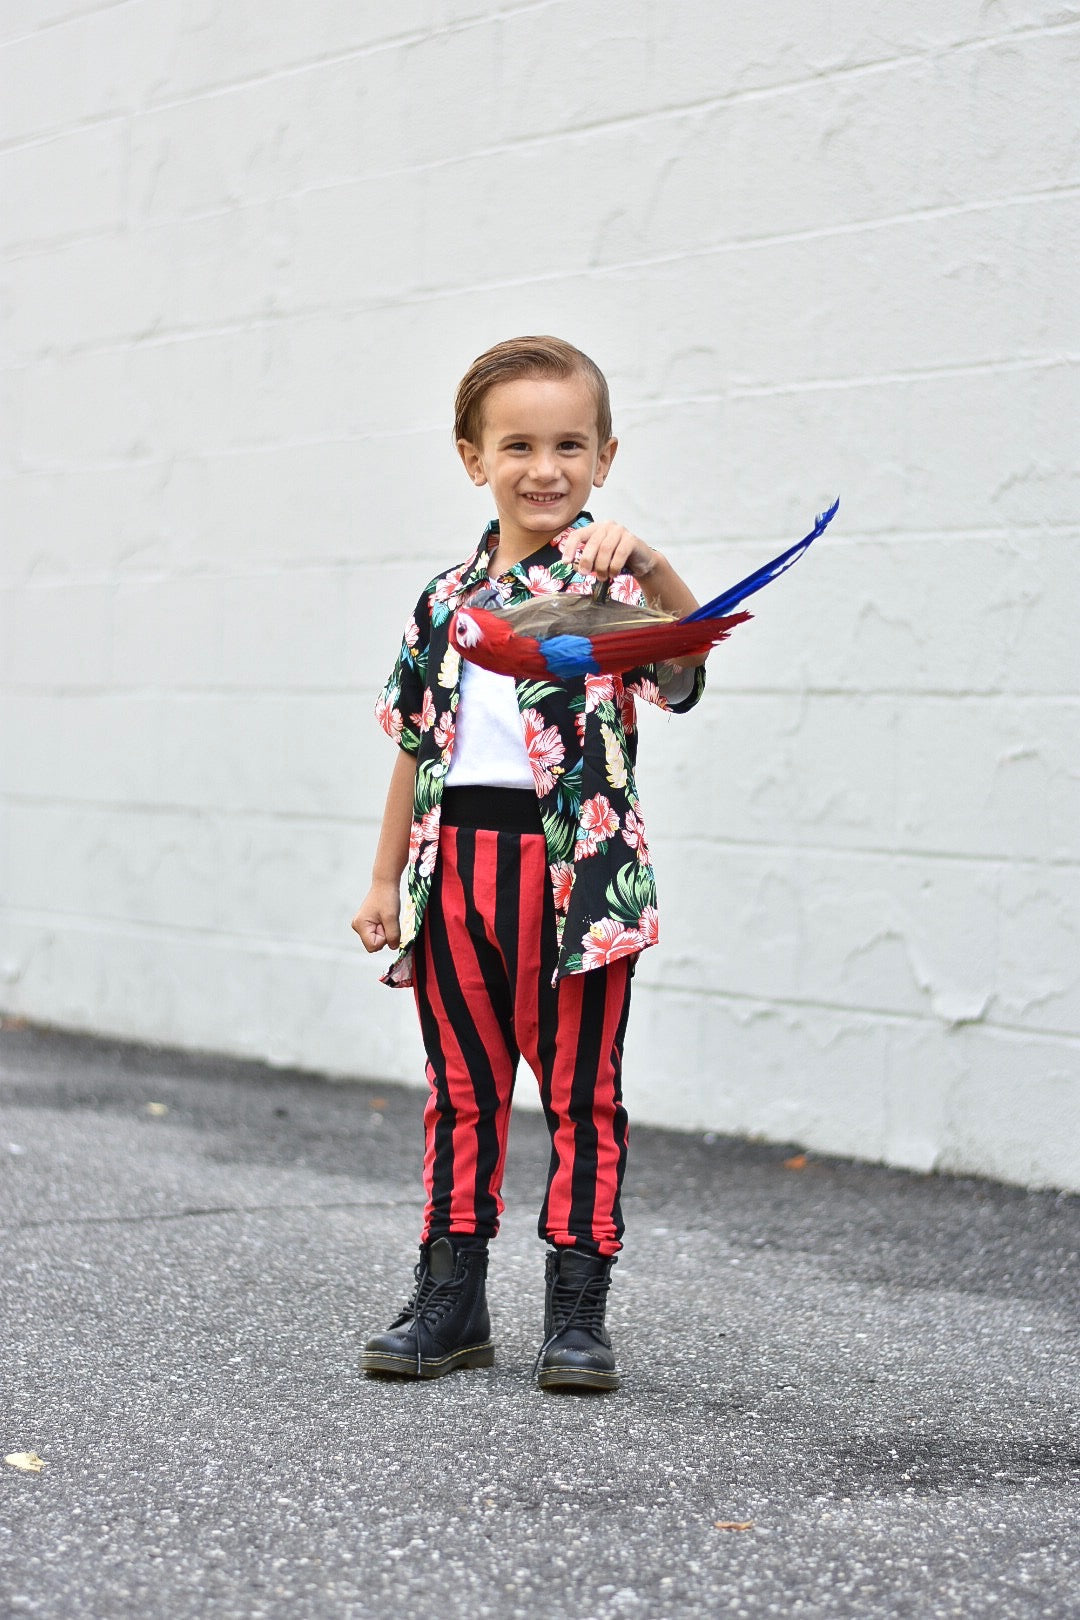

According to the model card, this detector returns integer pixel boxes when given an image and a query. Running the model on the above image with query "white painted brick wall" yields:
[2,1,1078,1190]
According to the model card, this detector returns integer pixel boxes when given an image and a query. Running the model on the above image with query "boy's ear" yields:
[457,439,488,487]
[592,436,618,488]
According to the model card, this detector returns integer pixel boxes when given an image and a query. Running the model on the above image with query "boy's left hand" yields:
[571,522,658,583]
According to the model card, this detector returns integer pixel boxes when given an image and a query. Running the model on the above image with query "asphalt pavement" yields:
[2,1024,1078,1619]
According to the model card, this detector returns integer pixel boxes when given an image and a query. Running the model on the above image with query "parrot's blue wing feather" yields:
[681,497,839,624]
[541,634,601,678]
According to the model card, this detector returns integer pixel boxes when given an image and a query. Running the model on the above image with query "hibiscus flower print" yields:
[577,793,619,857]
[417,805,441,878]
[526,564,561,595]
[581,915,644,970]
[521,707,565,795]
[404,615,420,650]
[637,905,659,946]
[550,861,574,912]
[433,564,467,604]
[584,674,616,714]
[376,687,404,744]
[628,676,669,712]
[622,806,650,865]
[609,573,643,606]
[434,712,455,757]
[411,689,436,733]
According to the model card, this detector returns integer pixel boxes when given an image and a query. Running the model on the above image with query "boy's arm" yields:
[351,748,417,952]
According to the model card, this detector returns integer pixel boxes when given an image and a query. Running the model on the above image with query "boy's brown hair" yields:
[453,336,613,447]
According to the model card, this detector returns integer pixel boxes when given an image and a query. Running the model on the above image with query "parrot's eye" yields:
[453,612,483,647]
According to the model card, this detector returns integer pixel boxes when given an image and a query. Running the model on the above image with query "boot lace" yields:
[533,1268,610,1379]
[397,1257,462,1376]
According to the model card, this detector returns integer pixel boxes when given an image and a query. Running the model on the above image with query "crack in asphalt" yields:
[1,1196,415,1234]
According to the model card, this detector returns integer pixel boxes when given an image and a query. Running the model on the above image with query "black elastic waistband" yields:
[440,787,542,832]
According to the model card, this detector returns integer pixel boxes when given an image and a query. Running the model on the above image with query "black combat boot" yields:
[361,1237,494,1380]
[535,1247,619,1392]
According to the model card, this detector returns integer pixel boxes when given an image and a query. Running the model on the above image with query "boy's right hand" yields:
[351,881,402,953]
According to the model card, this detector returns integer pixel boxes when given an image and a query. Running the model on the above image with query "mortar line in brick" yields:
[2,521,1078,571]
[653,837,1080,873]
[0,1,133,49]
[0,789,375,829]
[6,180,1078,353]
[80,172,1080,264]
[627,983,1080,1048]
[5,677,1080,704]
[0,904,362,961]
[4,907,1078,1047]
[8,11,1071,163]
[0,351,1073,446]
[0,107,128,160]
[2,792,1077,873]
[0,0,552,153]
[2,14,1077,193]
[5,521,1076,588]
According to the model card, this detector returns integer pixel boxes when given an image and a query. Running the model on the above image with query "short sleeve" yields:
[606,571,707,715]
[374,593,431,755]
[624,661,706,714]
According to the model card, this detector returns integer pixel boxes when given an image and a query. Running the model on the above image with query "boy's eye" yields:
[559,440,586,452]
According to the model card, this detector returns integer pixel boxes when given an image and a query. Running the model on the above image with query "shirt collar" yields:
[466,511,594,586]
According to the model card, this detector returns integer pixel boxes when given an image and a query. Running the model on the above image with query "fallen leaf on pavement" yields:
[783,1153,807,1170]
[713,1520,753,1532]
[5,1452,46,1473]
[145,1102,169,1118]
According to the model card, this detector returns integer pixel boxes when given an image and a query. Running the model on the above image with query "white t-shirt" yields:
[444,660,535,789]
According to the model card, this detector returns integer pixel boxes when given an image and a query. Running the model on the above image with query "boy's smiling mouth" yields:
[523,492,565,504]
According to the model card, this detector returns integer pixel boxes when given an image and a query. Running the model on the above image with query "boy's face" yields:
[457,374,617,555]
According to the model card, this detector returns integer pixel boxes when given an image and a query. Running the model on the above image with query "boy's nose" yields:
[530,451,558,481]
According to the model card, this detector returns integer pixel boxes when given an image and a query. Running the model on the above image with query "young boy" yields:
[352,336,708,1390]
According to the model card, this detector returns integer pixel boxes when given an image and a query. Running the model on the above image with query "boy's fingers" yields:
[352,912,393,953]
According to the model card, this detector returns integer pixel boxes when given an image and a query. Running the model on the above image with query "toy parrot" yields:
[448,498,839,680]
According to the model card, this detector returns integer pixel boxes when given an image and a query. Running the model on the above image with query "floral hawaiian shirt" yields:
[375,514,706,987]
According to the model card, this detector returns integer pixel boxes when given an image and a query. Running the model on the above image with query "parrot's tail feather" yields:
[682,496,839,624]
[560,611,751,676]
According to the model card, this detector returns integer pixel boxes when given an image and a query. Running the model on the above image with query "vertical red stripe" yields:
[589,960,630,1254]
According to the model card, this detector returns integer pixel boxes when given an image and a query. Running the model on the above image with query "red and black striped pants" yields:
[412,788,633,1257]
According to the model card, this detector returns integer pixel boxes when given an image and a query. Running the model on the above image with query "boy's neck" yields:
[487,515,580,576]
[486,523,542,576]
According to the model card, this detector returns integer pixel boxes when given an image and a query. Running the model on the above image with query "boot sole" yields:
[361,1342,495,1380]
[537,1365,620,1392]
